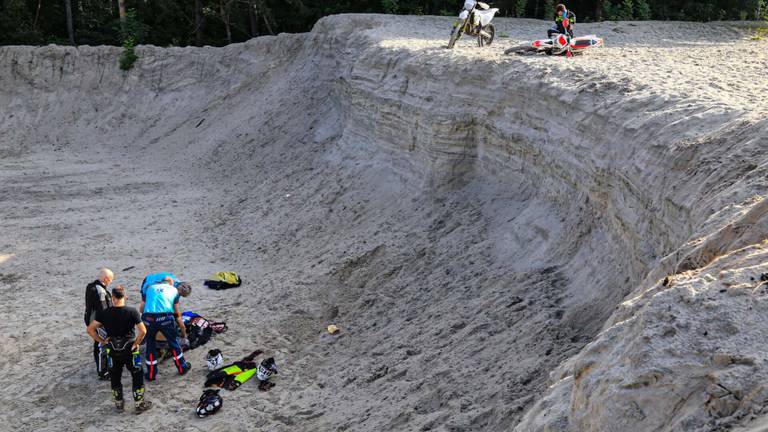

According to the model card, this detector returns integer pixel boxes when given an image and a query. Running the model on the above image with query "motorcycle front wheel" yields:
[477,23,495,47]
[447,24,464,49]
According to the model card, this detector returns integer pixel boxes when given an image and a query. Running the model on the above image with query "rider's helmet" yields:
[206,349,224,371]
[196,389,223,417]
[177,281,192,297]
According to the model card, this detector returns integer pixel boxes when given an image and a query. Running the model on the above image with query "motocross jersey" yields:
[554,11,576,35]
[142,282,180,314]
[141,272,179,296]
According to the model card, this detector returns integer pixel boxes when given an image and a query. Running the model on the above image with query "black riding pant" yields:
[107,348,145,402]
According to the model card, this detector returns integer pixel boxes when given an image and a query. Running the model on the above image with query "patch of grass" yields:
[751,26,768,40]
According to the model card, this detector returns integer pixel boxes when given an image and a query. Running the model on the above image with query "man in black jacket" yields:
[84,268,114,379]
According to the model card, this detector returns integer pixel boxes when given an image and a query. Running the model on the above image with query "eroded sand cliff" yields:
[0,14,767,431]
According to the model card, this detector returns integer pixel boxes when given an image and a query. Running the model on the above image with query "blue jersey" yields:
[141,272,179,297]
[142,283,180,314]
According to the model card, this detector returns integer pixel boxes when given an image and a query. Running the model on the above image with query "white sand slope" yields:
[0,14,767,431]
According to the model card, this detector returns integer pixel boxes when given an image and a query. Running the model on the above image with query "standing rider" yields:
[141,276,192,380]
[548,4,575,38]
[87,285,153,413]
[84,268,114,380]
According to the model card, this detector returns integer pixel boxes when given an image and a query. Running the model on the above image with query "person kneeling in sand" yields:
[87,285,153,413]
[141,272,192,298]
[141,276,191,380]
[548,4,575,39]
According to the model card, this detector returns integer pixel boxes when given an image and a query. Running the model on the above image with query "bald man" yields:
[85,268,114,380]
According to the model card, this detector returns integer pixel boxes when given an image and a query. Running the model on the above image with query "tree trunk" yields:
[595,0,604,21]
[248,0,258,37]
[33,0,43,30]
[262,13,274,35]
[253,0,274,35]
[118,0,126,22]
[220,0,232,44]
[195,0,203,45]
[64,0,75,45]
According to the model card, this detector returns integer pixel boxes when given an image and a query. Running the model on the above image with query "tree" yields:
[620,0,633,19]
[382,0,399,14]
[220,0,232,44]
[64,0,75,44]
[515,0,528,17]
[635,0,650,19]
[543,0,555,19]
[247,0,258,36]
[118,0,127,22]
[33,0,43,31]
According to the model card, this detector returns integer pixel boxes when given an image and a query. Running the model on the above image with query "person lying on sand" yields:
[150,311,225,354]
[141,276,191,380]
[548,4,575,39]
[84,267,114,380]
[86,285,153,413]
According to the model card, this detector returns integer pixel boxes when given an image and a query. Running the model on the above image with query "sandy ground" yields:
[1,14,767,432]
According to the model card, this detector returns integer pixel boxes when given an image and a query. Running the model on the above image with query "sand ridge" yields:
[0,14,767,431]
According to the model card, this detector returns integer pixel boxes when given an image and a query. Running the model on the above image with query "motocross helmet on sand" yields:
[256,357,278,391]
[206,349,224,371]
[196,389,223,418]
[257,357,278,381]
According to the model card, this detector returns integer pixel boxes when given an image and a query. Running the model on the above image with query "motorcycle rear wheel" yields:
[504,44,535,55]
[477,24,495,47]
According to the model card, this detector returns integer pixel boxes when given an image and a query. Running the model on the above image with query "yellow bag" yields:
[213,272,241,286]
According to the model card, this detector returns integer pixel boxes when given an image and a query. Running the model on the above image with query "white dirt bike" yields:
[447,0,499,48]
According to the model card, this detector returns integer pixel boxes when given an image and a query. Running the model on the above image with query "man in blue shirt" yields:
[140,276,191,380]
[141,272,178,292]
[141,272,191,298]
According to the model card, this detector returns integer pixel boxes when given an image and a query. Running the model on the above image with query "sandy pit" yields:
[1,14,767,431]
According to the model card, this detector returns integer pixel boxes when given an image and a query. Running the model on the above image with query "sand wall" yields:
[1,14,767,431]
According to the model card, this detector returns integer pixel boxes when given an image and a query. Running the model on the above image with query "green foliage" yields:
[543,0,555,19]
[753,7,768,39]
[635,0,651,19]
[619,0,633,19]
[515,0,528,17]
[119,38,138,71]
[119,9,146,43]
[382,0,399,14]
[118,9,142,71]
